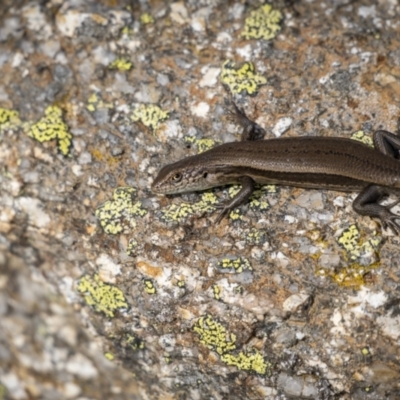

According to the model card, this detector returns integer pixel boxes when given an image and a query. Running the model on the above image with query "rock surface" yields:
[1,0,400,399]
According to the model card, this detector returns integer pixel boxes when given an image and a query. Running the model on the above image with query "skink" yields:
[152,104,400,232]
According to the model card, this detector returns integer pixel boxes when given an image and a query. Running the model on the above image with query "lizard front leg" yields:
[353,184,400,233]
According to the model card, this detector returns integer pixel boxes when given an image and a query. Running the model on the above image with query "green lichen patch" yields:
[95,187,147,235]
[220,60,267,96]
[28,106,72,156]
[193,315,270,375]
[77,274,129,318]
[109,57,133,71]
[143,279,156,294]
[337,224,381,261]
[184,136,221,153]
[140,12,154,24]
[131,104,169,131]
[0,108,21,133]
[217,256,252,274]
[351,130,373,147]
[241,4,283,40]
[159,192,218,223]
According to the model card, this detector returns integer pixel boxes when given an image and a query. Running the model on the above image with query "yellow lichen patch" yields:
[159,192,218,223]
[87,93,99,112]
[0,384,6,400]
[228,184,273,216]
[228,185,241,199]
[144,279,156,294]
[193,315,236,355]
[160,203,196,223]
[28,106,72,156]
[164,354,172,363]
[212,284,222,301]
[104,352,114,361]
[77,274,129,318]
[337,224,381,261]
[121,25,130,34]
[249,198,269,212]
[184,136,221,153]
[217,257,252,274]
[0,108,21,132]
[317,261,380,288]
[95,187,147,235]
[131,104,169,131]
[221,60,267,96]
[250,186,275,211]
[176,279,185,288]
[221,349,271,375]
[125,333,145,351]
[140,12,154,24]
[351,130,373,147]
[262,184,277,193]
[361,347,370,356]
[126,238,138,256]
[229,209,243,221]
[337,224,360,258]
[226,185,243,220]
[90,149,119,167]
[246,228,266,245]
[241,4,283,40]
[86,92,114,112]
[193,315,270,375]
[199,192,219,207]
[109,58,133,71]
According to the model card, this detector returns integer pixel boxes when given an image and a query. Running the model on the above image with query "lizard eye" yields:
[172,173,182,182]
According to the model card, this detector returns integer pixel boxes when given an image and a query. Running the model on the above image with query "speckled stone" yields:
[2,0,400,399]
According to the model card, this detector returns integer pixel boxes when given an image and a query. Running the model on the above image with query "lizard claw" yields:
[380,199,400,234]
[381,213,400,235]
[215,207,229,224]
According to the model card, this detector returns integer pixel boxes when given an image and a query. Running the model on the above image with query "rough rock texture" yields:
[1,0,400,399]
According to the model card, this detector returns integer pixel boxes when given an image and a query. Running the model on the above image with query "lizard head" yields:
[152,155,218,195]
